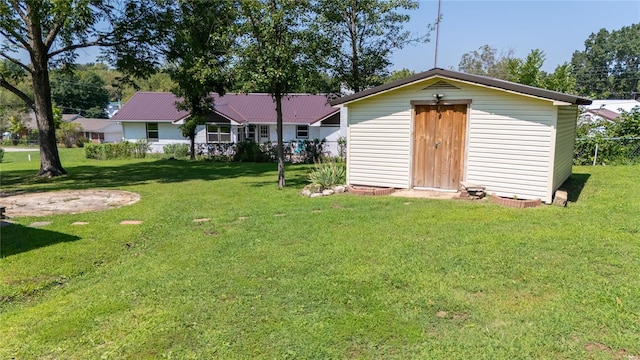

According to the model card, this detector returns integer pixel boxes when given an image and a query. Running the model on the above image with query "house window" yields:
[146,123,159,140]
[296,125,309,139]
[207,124,232,143]
[247,125,256,141]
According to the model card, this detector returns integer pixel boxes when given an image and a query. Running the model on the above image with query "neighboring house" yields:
[579,99,640,124]
[70,117,123,143]
[330,68,592,204]
[110,92,343,155]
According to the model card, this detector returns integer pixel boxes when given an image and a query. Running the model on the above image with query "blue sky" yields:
[68,1,639,75]
[391,0,640,73]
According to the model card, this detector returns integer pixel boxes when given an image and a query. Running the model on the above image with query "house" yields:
[330,68,592,204]
[579,99,640,124]
[110,92,343,155]
[70,117,123,143]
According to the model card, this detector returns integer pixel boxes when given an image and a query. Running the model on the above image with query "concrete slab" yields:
[30,221,52,227]
[120,220,142,225]
[390,189,460,200]
[71,222,90,225]
[192,218,210,222]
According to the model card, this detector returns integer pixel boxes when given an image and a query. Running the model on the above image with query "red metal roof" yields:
[587,108,621,122]
[111,92,338,124]
[111,92,190,122]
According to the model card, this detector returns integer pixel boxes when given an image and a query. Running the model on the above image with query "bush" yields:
[85,140,150,160]
[234,140,270,162]
[0,147,4,163]
[308,160,345,190]
[75,137,89,148]
[163,143,190,159]
[301,138,326,163]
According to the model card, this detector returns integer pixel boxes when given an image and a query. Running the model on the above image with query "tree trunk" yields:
[275,92,285,188]
[190,127,196,160]
[32,46,66,177]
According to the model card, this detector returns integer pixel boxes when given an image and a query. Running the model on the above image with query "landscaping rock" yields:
[333,185,345,193]
[301,189,312,197]
[322,189,335,196]
[553,190,568,207]
[310,193,323,198]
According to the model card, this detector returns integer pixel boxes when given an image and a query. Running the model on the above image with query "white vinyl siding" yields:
[346,78,571,201]
[552,105,578,192]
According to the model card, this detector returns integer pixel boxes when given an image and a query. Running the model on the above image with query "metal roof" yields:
[111,92,338,124]
[330,68,592,106]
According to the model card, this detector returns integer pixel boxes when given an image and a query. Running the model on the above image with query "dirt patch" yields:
[0,190,141,217]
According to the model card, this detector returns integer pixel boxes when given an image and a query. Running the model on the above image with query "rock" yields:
[322,189,335,196]
[301,189,312,197]
[333,185,345,193]
[553,190,568,207]
[310,193,323,198]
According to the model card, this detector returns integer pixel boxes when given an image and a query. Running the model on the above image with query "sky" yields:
[390,0,640,73]
[23,0,640,75]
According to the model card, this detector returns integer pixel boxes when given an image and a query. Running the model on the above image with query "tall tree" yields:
[50,69,110,118]
[506,49,546,87]
[457,45,515,79]
[571,24,640,99]
[314,0,425,93]
[0,1,169,177]
[237,0,324,188]
[167,0,236,160]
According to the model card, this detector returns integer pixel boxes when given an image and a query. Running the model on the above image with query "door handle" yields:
[435,141,441,148]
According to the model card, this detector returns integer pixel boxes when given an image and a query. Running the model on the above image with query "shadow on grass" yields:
[562,173,591,203]
[0,223,81,257]
[0,159,280,194]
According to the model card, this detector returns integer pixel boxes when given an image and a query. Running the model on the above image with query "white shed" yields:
[330,68,592,204]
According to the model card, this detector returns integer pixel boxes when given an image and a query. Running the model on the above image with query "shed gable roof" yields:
[330,68,592,106]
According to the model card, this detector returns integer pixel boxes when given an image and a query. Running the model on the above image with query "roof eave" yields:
[330,68,592,107]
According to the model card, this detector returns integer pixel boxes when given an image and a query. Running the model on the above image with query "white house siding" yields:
[552,105,578,193]
[346,78,561,200]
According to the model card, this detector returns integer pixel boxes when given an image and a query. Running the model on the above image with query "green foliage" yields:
[308,160,345,189]
[506,49,546,87]
[314,0,423,93]
[1,152,640,358]
[75,137,88,148]
[0,147,4,162]
[84,141,149,160]
[163,143,190,159]
[234,140,270,162]
[167,0,237,160]
[300,138,326,164]
[457,44,515,79]
[7,115,26,139]
[571,23,640,99]
[50,69,110,118]
[575,109,640,165]
[337,136,347,161]
[56,121,83,148]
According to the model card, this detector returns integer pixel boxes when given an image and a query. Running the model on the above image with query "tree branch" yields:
[0,52,33,73]
[44,19,64,51]
[47,35,109,59]
[0,76,34,109]
[0,26,32,52]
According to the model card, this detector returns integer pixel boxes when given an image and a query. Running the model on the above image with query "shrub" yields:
[234,140,270,162]
[308,160,345,190]
[163,143,190,159]
[0,147,4,163]
[85,140,149,160]
[75,137,89,148]
[337,136,347,161]
[302,138,326,163]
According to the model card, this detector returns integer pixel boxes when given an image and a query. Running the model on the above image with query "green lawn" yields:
[1,148,639,359]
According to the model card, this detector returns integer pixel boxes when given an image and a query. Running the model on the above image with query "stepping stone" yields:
[120,220,142,225]
[30,221,52,227]
[273,213,286,217]
[71,222,89,225]
[238,216,249,220]
[193,218,210,223]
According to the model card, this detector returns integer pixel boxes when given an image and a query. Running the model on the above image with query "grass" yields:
[1,148,639,359]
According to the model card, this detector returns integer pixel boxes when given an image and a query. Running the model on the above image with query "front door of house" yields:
[412,104,467,190]
[258,125,269,143]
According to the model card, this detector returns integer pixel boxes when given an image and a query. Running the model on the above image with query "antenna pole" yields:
[434,0,441,68]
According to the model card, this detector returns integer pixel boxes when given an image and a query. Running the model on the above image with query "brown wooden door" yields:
[413,104,467,190]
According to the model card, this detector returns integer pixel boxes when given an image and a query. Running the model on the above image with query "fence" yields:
[574,137,640,165]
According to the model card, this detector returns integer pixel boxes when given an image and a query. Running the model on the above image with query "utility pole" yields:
[434,0,442,68]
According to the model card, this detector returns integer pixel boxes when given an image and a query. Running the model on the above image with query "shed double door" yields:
[413,104,467,190]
